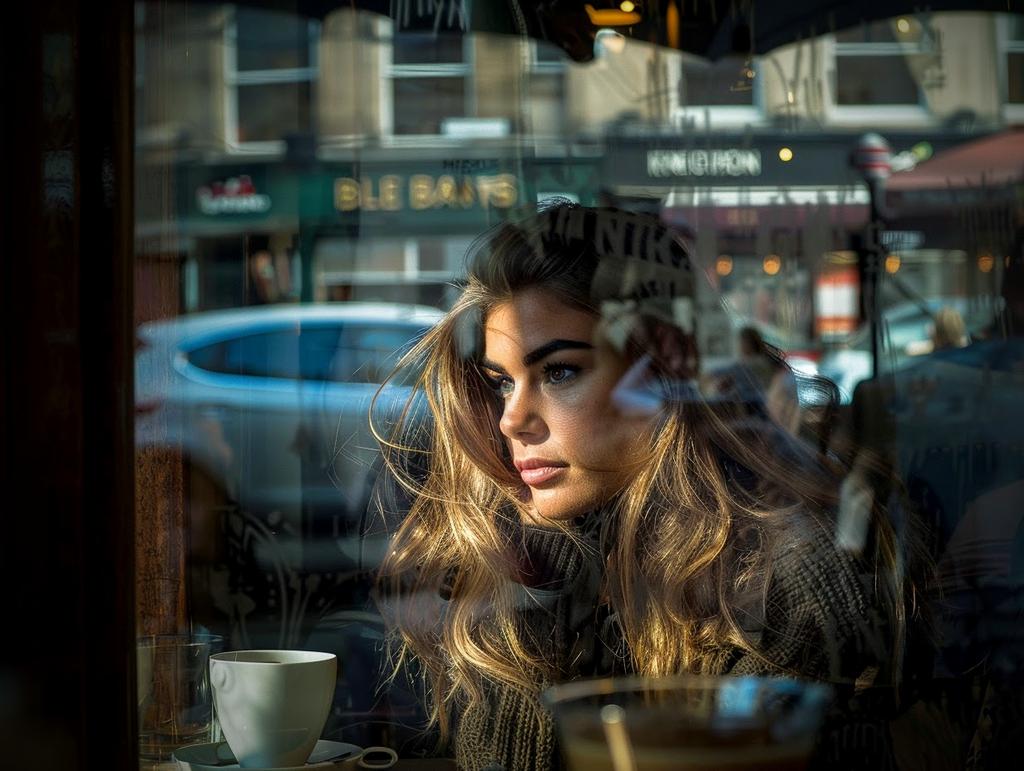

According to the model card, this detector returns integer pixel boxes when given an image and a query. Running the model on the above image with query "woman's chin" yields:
[525,491,594,523]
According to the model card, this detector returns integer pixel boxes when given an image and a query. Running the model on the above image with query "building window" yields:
[832,17,931,107]
[527,40,566,137]
[680,56,757,107]
[672,54,761,129]
[1002,14,1024,105]
[388,29,471,136]
[392,76,467,135]
[226,6,320,147]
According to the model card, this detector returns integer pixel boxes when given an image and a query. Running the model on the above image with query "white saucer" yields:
[172,740,364,771]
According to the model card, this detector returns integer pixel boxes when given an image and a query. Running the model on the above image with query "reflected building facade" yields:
[134,5,1023,381]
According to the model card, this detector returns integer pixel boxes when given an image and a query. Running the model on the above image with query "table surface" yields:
[143,758,457,770]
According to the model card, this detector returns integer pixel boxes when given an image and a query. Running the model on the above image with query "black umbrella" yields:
[205,0,1021,61]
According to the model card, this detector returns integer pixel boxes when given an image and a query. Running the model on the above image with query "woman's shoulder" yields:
[769,513,870,620]
[738,511,891,682]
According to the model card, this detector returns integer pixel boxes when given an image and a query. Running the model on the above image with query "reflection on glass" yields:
[236,81,313,142]
[236,6,313,71]
[392,31,464,64]
[133,3,1024,767]
[544,675,831,771]
[835,56,921,105]
[1009,52,1024,103]
[392,77,466,134]
[681,57,757,106]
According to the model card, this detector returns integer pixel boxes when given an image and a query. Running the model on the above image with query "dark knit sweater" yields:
[448,513,892,771]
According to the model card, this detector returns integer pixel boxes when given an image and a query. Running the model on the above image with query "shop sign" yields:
[647,149,762,178]
[196,175,271,215]
[881,230,925,250]
[333,173,518,212]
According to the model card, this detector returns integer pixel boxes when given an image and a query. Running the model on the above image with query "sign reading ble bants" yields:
[334,173,518,212]
[646,149,762,178]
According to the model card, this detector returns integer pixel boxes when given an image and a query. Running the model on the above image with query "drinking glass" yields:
[137,633,223,762]
[543,674,831,771]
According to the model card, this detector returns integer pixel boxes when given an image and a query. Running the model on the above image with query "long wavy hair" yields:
[372,203,913,742]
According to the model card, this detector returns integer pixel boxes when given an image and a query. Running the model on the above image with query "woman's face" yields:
[481,287,655,522]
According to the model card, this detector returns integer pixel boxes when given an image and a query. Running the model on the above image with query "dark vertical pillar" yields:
[1,0,136,768]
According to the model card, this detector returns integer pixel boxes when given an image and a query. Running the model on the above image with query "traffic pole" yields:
[851,132,892,381]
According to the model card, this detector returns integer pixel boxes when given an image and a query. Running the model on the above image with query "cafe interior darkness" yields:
[4,0,1024,768]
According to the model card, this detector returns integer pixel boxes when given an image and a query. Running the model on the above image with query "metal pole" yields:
[851,133,892,381]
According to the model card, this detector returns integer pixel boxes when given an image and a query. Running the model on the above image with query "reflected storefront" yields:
[137,155,602,313]
[605,130,989,361]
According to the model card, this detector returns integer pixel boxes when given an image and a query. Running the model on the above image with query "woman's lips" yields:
[519,465,567,486]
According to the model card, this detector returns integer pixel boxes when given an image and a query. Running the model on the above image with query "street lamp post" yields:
[851,132,893,381]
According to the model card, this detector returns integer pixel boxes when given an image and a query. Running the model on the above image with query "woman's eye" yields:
[490,375,514,397]
[543,363,579,385]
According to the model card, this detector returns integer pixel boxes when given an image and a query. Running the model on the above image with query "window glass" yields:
[228,6,317,145]
[680,57,756,106]
[220,330,300,378]
[392,31,464,64]
[832,16,932,107]
[188,327,341,381]
[1007,17,1024,104]
[236,7,312,70]
[392,77,466,134]
[132,4,1024,768]
[331,325,429,384]
[1010,52,1024,102]
[188,325,425,384]
[237,82,313,142]
[835,56,920,105]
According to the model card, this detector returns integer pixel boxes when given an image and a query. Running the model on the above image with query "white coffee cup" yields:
[210,650,337,769]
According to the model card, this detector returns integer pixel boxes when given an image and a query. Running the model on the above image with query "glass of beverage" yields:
[543,674,832,771]
[136,633,223,762]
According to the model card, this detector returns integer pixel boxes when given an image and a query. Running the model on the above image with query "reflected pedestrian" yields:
[929,306,968,351]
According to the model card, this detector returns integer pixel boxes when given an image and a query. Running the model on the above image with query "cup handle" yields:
[357,746,398,769]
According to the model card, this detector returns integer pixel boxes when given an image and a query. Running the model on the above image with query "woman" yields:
[372,203,915,771]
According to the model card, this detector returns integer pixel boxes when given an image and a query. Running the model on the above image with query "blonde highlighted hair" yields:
[372,203,911,742]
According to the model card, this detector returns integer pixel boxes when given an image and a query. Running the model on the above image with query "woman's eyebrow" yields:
[523,339,593,365]
[478,359,507,375]
[479,340,593,374]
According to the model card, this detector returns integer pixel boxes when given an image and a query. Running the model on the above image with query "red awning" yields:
[888,128,1024,191]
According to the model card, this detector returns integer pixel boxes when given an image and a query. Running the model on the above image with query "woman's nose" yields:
[499,386,544,441]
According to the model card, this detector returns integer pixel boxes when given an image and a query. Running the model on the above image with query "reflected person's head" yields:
[930,306,967,350]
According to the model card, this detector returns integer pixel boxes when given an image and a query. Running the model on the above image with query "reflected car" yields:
[135,303,443,574]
